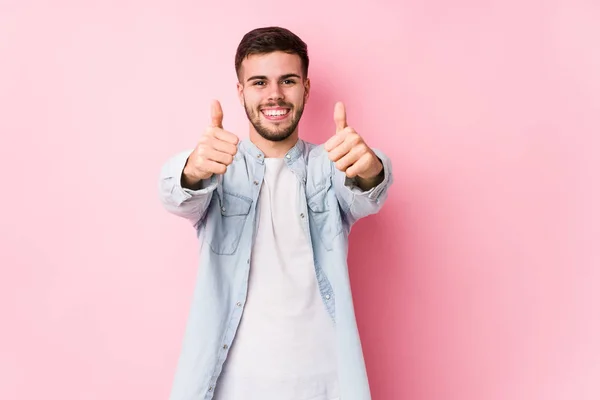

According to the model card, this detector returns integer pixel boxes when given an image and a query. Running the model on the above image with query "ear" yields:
[303,77,311,103]
[236,81,244,106]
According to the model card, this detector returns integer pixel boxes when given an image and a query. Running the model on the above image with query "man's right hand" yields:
[182,100,239,189]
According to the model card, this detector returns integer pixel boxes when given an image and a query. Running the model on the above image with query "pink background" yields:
[1,1,599,399]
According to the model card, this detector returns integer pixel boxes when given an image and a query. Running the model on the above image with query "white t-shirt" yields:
[214,158,339,400]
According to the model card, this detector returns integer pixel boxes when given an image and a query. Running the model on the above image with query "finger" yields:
[345,154,371,178]
[210,99,224,128]
[213,128,239,146]
[324,126,352,152]
[328,139,352,162]
[210,136,238,156]
[333,101,347,133]
[324,134,344,152]
[202,147,235,166]
[334,147,362,172]
[328,132,361,162]
[198,157,227,175]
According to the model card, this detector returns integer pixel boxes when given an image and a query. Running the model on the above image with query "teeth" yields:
[263,109,288,116]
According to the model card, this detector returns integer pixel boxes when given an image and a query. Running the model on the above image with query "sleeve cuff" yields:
[343,149,392,201]
[164,150,219,205]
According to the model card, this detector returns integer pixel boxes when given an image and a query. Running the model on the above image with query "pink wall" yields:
[1,1,599,399]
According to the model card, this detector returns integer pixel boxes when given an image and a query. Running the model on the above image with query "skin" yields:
[236,51,309,157]
[182,51,384,191]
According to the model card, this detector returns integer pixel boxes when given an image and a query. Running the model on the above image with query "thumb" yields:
[333,101,347,133]
[210,99,224,128]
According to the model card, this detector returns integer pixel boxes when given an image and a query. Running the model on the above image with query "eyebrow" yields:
[246,73,302,82]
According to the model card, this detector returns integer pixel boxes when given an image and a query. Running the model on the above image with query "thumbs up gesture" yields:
[182,100,240,188]
[324,102,383,186]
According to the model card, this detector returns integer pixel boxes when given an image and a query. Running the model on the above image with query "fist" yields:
[183,100,239,187]
[324,102,383,180]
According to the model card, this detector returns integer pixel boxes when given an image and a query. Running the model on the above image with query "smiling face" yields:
[237,51,310,142]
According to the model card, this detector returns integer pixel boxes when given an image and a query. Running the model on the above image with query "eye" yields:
[253,81,266,86]
[282,79,296,85]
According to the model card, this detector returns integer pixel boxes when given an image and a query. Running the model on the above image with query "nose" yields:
[267,84,284,102]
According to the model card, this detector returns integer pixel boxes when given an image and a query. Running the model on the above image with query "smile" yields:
[261,108,291,120]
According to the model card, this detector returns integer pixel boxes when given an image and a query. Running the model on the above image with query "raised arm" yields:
[324,102,393,227]
[158,100,239,227]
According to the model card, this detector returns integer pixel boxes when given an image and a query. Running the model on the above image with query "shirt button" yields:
[300,213,305,218]
[253,180,259,185]
[223,344,228,349]
[286,154,291,159]
[236,302,242,307]
[325,294,331,300]
[257,154,262,158]
[221,207,226,212]
[208,386,214,392]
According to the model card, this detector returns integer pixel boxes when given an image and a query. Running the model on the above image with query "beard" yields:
[243,97,305,142]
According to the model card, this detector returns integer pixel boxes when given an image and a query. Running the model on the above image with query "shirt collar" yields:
[240,137,305,165]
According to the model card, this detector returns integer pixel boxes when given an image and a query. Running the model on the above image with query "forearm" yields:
[159,150,218,226]
[333,149,393,226]
[355,158,385,191]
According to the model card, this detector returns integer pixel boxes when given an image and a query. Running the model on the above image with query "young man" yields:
[159,26,393,400]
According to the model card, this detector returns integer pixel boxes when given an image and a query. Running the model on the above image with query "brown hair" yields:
[235,26,309,80]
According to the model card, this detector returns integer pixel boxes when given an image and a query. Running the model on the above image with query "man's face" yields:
[237,51,310,142]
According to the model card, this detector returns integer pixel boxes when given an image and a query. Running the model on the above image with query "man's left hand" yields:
[324,102,384,189]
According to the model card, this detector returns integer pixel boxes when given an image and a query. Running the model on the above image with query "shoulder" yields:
[302,140,333,186]
[302,140,328,164]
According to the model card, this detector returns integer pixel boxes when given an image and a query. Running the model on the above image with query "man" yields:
[159,26,393,400]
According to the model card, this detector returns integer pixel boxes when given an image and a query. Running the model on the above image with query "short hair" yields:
[235,26,309,79]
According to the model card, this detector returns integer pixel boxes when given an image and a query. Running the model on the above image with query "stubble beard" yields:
[243,96,305,142]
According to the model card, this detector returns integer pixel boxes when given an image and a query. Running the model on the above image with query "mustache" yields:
[260,100,292,109]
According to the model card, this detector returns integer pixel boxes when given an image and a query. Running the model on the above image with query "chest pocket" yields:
[208,191,252,255]
[307,177,342,250]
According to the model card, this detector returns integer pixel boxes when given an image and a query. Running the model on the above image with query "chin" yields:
[257,130,294,142]
[252,119,297,142]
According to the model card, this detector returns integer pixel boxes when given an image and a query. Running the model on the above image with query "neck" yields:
[249,128,299,158]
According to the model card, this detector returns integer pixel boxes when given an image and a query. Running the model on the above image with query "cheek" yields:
[242,92,259,107]
[289,89,306,105]
[249,91,267,105]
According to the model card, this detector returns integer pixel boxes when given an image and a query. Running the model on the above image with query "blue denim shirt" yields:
[159,138,393,400]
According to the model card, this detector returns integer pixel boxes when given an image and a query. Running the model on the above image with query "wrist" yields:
[182,163,210,190]
[355,159,384,190]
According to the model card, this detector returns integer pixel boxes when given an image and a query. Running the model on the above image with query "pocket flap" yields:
[220,192,252,216]
[307,179,331,213]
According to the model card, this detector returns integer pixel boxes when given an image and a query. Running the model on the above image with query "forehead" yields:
[239,51,303,79]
